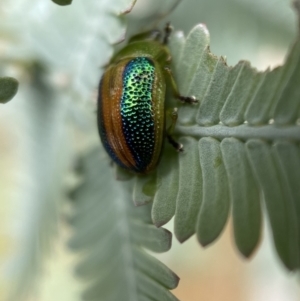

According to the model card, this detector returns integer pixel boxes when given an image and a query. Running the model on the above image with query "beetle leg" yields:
[166,107,184,152]
[164,67,198,104]
[163,22,173,45]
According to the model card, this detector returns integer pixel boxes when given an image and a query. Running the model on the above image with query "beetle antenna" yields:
[163,22,173,45]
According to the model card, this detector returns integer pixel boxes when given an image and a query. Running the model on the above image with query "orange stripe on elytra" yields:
[101,62,137,169]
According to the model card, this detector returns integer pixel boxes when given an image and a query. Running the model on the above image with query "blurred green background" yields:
[0,0,300,300]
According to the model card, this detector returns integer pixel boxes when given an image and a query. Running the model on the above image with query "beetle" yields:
[97,23,197,174]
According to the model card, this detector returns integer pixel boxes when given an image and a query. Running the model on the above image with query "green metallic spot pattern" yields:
[121,57,155,171]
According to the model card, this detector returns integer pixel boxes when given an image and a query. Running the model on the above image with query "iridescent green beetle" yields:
[97,24,197,174]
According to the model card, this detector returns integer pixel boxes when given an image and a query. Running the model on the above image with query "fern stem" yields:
[176,124,300,141]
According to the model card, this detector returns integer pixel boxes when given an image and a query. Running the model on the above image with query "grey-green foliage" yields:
[13,0,137,102]
[168,0,296,67]
[2,0,300,300]
[1,0,139,300]
[148,5,300,271]
[0,77,18,103]
[68,149,179,301]
[6,64,71,301]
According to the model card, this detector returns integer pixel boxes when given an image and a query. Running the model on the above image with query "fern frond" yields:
[3,66,71,300]
[0,0,137,299]
[68,149,179,301]
[149,3,300,271]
